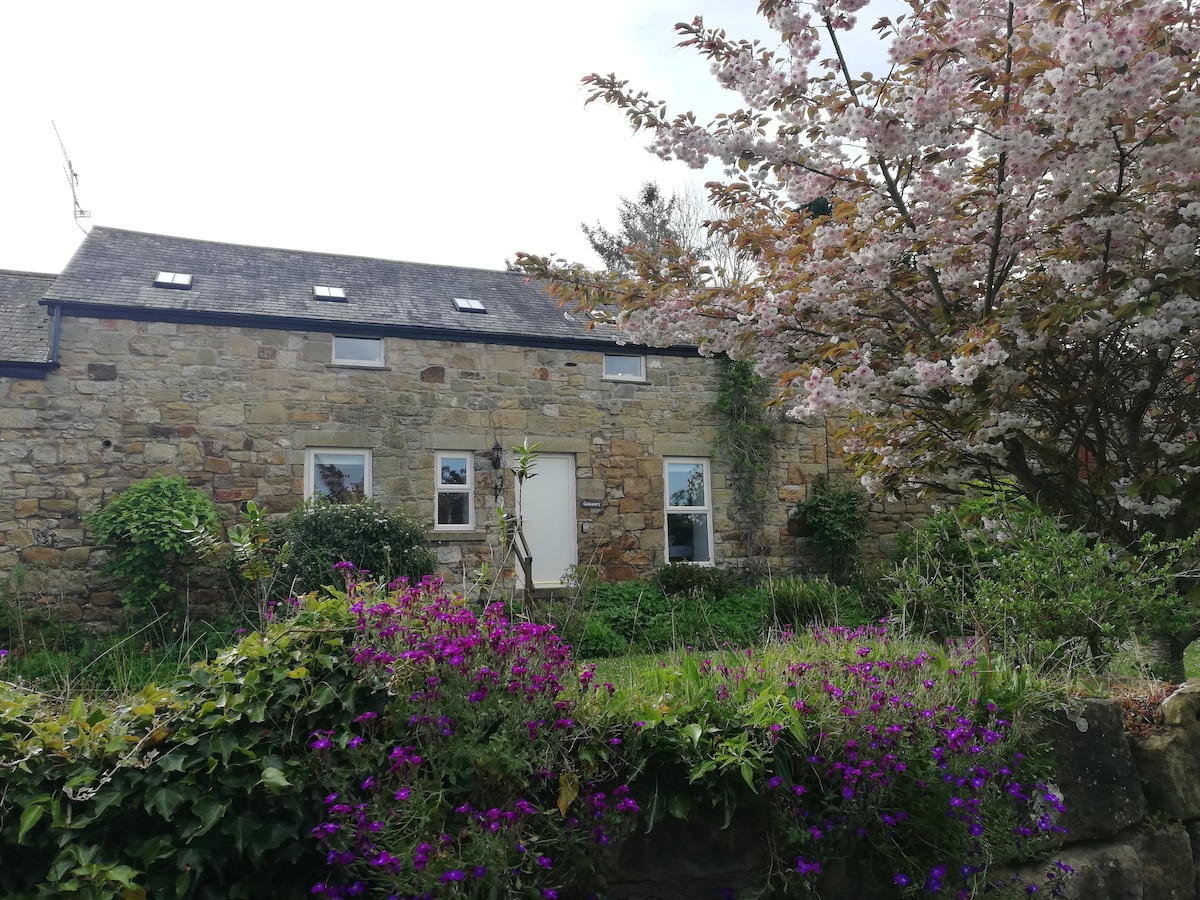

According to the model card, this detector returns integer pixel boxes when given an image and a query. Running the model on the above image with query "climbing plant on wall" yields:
[713,357,774,570]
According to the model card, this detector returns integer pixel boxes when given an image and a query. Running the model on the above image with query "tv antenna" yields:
[52,121,91,234]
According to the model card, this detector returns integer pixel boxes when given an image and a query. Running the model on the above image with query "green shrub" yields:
[886,502,978,639]
[560,577,768,658]
[575,616,628,658]
[765,574,874,628]
[272,498,436,596]
[0,593,364,899]
[654,562,751,599]
[83,474,221,615]
[177,500,294,629]
[792,474,870,574]
[888,493,1197,674]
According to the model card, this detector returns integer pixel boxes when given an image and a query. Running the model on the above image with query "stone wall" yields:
[0,314,897,620]
[598,684,1200,899]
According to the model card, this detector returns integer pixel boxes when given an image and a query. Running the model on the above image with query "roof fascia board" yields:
[0,361,53,379]
[44,301,701,357]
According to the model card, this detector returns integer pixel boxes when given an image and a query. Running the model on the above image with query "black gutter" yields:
[0,304,60,379]
[48,303,62,365]
[43,301,704,358]
[0,361,54,379]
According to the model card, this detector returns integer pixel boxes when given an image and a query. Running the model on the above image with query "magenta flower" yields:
[796,856,822,876]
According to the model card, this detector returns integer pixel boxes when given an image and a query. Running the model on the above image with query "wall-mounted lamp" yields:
[491,440,504,500]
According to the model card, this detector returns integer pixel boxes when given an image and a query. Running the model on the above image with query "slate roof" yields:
[46,226,643,351]
[0,270,56,364]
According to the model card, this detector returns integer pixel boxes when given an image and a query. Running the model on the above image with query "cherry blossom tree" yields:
[517,0,1200,555]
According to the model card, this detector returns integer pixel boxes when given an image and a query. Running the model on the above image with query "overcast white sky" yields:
[1,1,895,276]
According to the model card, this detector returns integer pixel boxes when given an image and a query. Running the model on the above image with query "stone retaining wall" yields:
[598,683,1200,899]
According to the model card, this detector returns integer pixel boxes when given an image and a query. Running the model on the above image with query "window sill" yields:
[431,530,486,542]
[327,363,392,371]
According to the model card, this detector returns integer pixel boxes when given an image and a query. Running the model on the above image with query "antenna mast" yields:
[52,121,91,234]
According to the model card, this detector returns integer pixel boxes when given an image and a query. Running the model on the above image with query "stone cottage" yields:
[0,227,865,620]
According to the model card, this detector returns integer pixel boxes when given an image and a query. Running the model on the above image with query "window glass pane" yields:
[333,336,383,364]
[667,513,711,563]
[313,452,367,502]
[437,493,470,526]
[667,462,706,508]
[439,457,469,486]
[604,354,644,379]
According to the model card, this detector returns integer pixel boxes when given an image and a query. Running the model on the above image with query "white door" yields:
[517,453,577,587]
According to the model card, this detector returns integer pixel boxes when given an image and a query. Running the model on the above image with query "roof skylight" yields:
[153,271,193,290]
[452,297,486,313]
[313,285,347,302]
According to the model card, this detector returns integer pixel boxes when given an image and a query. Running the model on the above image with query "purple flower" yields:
[796,856,822,876]
[894,873,910,886]
[439,870,465,883]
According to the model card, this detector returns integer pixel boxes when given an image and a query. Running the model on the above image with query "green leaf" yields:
[144,783,186,820]
[681,722,703,746]
[107,864,140,889]
[740,762,756,791]
[261,766,291,789]
[18,803,46,842]
[222,811,264,855]
[667,793,690,819]
[157,752,186,773]
[182,796,227,839]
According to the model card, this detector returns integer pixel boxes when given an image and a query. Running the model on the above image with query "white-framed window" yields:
[603,354,646,381]
[664,457,714,564]
[305,449,372,502]
[332,335,385,367]
[313,285,347,301]
[435,451,474,530]
[153,271,193,290]
[452,297,486,313]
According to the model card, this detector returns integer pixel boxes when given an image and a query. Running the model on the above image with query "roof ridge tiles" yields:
[86,225,523,278]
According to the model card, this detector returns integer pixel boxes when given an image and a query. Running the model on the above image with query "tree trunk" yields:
[1143,627,1200,683]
